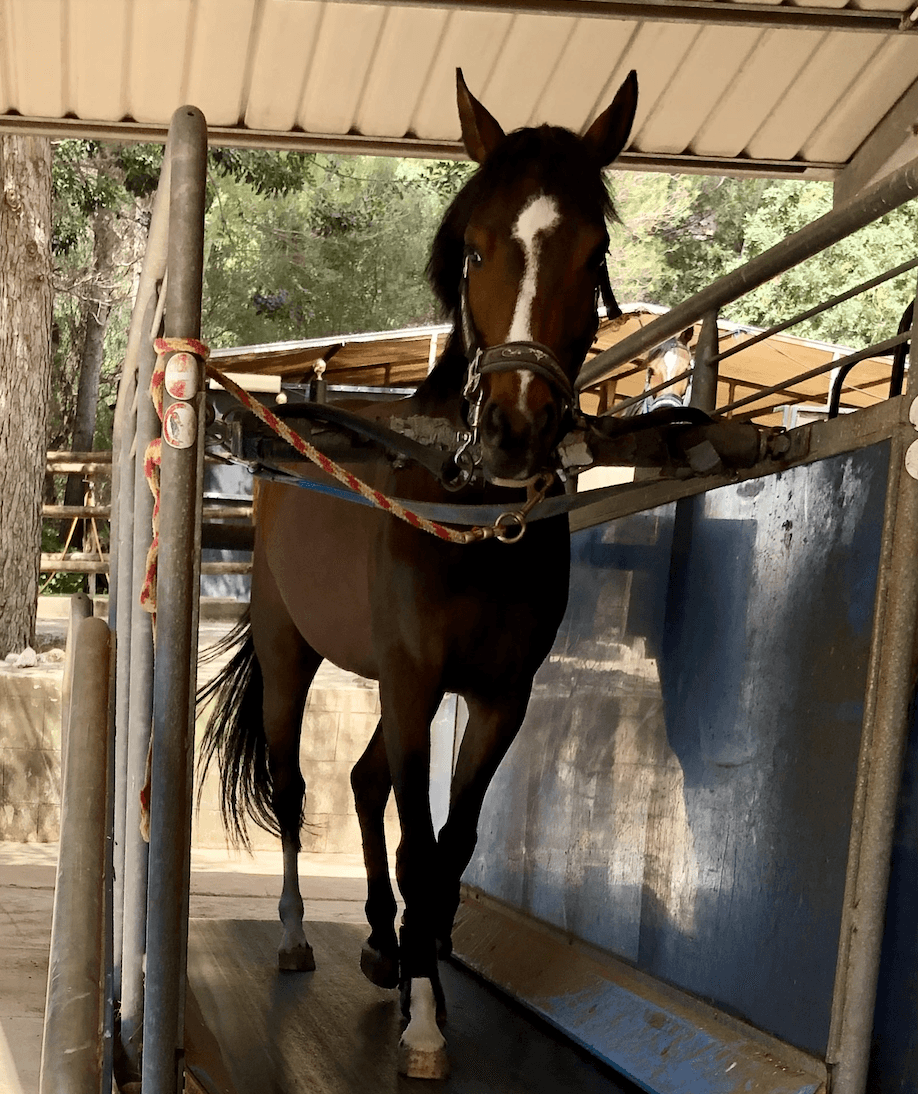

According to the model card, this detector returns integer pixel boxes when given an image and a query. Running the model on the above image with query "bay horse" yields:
[199,68,638,1080]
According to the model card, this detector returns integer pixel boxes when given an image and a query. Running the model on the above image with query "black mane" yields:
[426,125,616,324]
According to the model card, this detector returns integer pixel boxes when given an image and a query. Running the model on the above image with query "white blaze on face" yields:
[508,193,560,412]
[508,193,560,343]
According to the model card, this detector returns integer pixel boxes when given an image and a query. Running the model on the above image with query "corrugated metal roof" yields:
[210,303,896,425]
[2,0,918,184]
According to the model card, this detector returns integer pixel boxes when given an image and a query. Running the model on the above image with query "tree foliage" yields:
[202,156,468,347]
[624,173,917,348]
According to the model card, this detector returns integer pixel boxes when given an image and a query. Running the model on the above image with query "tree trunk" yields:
[0,136,53,658]
[62,206,118,538]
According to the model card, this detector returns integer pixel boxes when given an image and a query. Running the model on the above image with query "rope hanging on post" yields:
[140,336,211,615]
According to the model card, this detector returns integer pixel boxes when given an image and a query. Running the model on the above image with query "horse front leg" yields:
[351,719,399,988]
[378,672,449,1080]
[434,690,531,957]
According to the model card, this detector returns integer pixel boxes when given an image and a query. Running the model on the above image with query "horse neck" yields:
[412,332,468,421]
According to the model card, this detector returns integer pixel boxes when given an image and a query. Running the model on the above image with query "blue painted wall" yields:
[466,443,889,1059]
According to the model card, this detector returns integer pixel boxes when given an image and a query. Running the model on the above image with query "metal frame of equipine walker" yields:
[37,101,918,1094]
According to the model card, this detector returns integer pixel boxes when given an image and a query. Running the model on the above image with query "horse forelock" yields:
[427,125,614,321]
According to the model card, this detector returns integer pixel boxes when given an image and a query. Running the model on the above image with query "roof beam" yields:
[306,0,912,33]
[0,113,840,178]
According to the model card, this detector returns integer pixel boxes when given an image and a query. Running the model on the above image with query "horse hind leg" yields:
[351,720,399,988]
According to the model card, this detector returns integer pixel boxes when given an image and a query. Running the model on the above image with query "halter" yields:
[451,250,619,487]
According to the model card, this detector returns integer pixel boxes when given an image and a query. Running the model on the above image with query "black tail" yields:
[196,611,279,847]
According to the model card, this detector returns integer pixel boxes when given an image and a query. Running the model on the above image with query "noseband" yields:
[450,249,619,487]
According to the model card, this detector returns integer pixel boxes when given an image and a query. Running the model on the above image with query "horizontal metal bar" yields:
[40,556,250,575]
[0,115,843,178]
[714,254,918,368]
[579,152,918,390]
[307,0,908,32]
[41,503,250,521]
[607,367,694,415]
[46,461,112,476]
[43,505,112,519]
[47,450,113,464]
[718,331,909,414]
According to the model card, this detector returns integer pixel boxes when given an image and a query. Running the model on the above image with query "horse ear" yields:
[583,70,638,167]
[456,68,505,164]
[680,327,694,345]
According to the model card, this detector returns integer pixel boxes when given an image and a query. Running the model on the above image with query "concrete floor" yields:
[0,842,375,1094]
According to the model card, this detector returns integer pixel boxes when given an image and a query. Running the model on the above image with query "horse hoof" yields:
[397,1042,450,1081]
[360,941,399,989]
[278,942,315,972]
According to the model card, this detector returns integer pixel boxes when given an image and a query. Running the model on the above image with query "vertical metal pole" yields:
[110,329,135,1004]
[827,412,918,1094]
[689,309,719,413]
[116,131,175,1076]
[119,299,162,1075]
[141,106,207,1094]
[39,617,114,1094]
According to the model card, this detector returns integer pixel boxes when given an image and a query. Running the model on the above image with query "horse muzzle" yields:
[463,342,574,484]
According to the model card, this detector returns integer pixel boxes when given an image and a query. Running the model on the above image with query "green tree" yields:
[619,172,917,349]
[202,155,469,347]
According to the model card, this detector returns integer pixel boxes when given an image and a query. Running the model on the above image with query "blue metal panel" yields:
[466,443,889,1059]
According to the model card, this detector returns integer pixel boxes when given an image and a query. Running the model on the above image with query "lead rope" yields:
[141,341,551,611]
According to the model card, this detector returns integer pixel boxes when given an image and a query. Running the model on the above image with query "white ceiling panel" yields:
[185,0,258,127]
[69,0,129,122]
[128,0,191,123]
[534,19,638,134]
[8,0,64,118]
[298,3,387,134]
[744,32,880,161]
[477,13,581,134]
[691,29,823,158]
[245,1,324,131]
[409,11,514,142]
[356,5,450,137]
[1,0,918,186]
[803,35,918,162]
[637,25,763,155]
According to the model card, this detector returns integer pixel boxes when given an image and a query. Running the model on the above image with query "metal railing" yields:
[579,152,918,414]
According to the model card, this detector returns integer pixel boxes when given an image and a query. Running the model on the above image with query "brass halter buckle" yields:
[490,472,554,544]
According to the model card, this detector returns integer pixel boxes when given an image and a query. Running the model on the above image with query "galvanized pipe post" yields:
[119,298,163,1075]
[690,310,719,413]
[109,363,134,1002]
[117,134,174,1078]
[39,617,114,1094]
[141,105,208,1094]
[828,408,918,1093]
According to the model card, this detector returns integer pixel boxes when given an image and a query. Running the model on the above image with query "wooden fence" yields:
[41,450,253,579]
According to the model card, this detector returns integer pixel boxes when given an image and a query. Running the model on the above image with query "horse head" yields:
[641,327,695,411]
[430,69,638,486]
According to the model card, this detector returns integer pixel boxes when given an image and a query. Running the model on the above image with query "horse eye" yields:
[588,246,607,272]
[465,247,483,269]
